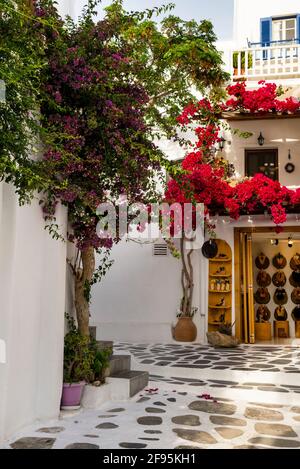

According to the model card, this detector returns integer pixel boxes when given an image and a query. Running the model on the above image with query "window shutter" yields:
[297,14,300,44]
[260,17,272,46]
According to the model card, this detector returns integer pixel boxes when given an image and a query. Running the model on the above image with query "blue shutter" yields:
[297,14,300,44]
[261,17,271,46]
[261,18,271,60]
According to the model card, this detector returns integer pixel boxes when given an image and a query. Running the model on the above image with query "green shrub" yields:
[63,315,95,383]
[63,314,110,384]
[90,345,111,383]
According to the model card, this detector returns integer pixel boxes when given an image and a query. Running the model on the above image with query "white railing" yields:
[232,44,300,80]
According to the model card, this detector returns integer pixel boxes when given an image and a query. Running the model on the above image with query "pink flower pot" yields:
[61,382,85,408]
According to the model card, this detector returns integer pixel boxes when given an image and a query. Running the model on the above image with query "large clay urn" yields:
[173,317,197,342]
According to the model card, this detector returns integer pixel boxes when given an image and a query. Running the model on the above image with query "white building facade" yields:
[91,0,300,345]
[2,0,300,445]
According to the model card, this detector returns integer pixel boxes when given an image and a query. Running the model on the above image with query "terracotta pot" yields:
[233,68,245,76]
[173,317,197,342]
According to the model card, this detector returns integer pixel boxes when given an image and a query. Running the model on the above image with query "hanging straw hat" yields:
[256,305,271,322]
[291,287,300,305]
[272,253,287,269]
[255,253,270,270]
[290,253,300,271]
[254,287,270,304]
[272,271,287,287]
[274,306,288,321]
[201,239,218,259]
[257,271,271,287]
[273,288,288,305]
[289,271,300,287]
[292,306,300,321]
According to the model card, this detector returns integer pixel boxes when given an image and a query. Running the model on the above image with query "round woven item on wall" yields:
[256,305,271,322]
[273,288,288,305]
[292,306,300,321]
[257,271,271,287]
[272,253,287,269]
[274,306,288,321]
[290,253,300,271]
[255,253,270,270]
[272,271,287,287]
[254,287,270,305]
[291,287,300,305]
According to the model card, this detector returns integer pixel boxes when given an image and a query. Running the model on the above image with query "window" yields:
[245,149,278,181]
[272,17,296,43]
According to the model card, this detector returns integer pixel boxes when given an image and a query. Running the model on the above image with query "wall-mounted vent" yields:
[153,243,168,257]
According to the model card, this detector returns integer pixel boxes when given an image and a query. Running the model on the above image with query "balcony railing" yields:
[232,44,300,80]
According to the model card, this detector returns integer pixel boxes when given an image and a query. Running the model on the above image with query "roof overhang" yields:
[221,111,300,122]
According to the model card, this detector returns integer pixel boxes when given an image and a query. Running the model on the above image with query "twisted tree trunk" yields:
[180,235,194,316]
[74,246,95,337]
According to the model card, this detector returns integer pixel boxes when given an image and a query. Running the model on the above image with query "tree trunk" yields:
[180,236,194,316]
[74,246,95,337]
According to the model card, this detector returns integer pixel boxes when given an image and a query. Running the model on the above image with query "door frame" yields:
[234,225,300,342]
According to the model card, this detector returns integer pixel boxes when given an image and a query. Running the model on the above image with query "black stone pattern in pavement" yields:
[114,342,300,374]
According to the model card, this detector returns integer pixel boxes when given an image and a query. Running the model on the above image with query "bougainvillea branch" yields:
[166,80,300,228]
[20,0,226,336]
[165,80,300,315]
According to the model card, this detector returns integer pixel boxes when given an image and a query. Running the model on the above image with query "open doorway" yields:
[234,226,300,344]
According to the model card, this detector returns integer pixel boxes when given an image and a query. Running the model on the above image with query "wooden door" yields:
[241,233,255,344]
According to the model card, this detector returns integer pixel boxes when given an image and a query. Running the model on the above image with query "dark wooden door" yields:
[245,149,278,180]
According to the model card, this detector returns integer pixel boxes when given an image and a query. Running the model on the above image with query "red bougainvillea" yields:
[225,80,300,114]
[166,81,300,230]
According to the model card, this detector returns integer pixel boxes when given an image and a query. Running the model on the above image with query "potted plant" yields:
[89,345,111,384]
[233,51,253,75]
[61,315,95,409]
[173,307,198,342]
[171,237,198,342]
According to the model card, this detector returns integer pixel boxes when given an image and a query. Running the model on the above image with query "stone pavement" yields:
[4,343,300,450]
[114,343,300,373]
[5,387,300,449]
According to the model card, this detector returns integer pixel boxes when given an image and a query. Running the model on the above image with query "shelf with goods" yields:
[208,239,232,332]
[209,258,232,263]
[209,274,232,278]
[208,322,226,327]
[209,290,232,294]
[208,305,232,309]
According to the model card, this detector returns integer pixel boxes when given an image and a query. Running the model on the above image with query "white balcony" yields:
[232,44,300,80]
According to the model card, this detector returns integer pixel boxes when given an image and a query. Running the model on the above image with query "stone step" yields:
[96,340,114,356]
[108,355,131,375]
[108,370,149,398]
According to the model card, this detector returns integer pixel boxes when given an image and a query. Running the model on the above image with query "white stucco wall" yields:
[225,117,300,188]
[234,0,300,47]
[90,237,208,344]
[0,183,67,444]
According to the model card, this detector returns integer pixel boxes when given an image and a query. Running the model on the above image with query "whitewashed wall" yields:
[0,183,67,444]
[90,239,208,344]
[234,0,300,47]
[225,117,300,188]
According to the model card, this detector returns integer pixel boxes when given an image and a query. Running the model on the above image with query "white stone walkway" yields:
[4,343,300,449]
